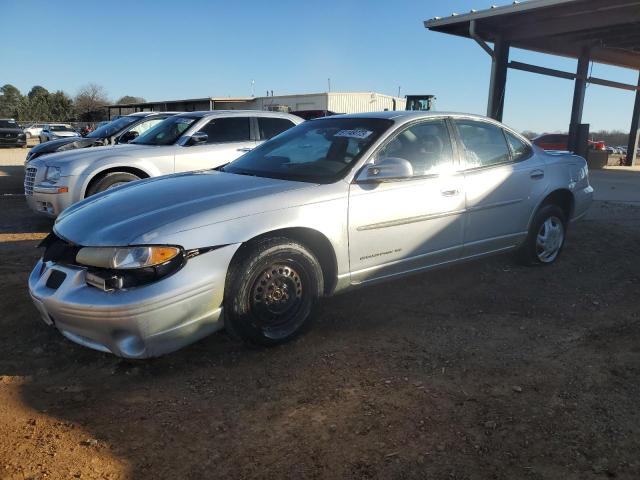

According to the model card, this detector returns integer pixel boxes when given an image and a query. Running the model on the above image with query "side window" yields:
[504,130,532,161]
[130,118,164,135]
[455,120,510,168]
[200,117,251,143]
[376,119,454,177]
[258,117,295,140]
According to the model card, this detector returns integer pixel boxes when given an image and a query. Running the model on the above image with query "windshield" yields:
[0,120,20,129]
[50,125,75,132]
[88,116,141,138]
[223,118,393,183]
[131,116,197,146]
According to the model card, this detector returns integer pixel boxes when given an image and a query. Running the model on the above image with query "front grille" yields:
[24,167,37,196]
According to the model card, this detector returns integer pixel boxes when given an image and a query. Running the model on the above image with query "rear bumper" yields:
[28,244,240,358]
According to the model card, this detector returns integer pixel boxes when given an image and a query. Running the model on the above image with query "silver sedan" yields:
[28,111,593,358]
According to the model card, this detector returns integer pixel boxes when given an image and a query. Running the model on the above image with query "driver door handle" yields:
[440,189,460,197]
[530,169,544,179]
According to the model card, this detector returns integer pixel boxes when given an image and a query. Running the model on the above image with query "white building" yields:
[108,91,407,118]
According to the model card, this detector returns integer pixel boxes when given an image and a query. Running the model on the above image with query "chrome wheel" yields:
[536,216,564,263]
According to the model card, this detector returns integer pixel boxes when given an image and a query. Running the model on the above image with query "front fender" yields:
[136,191,350,281]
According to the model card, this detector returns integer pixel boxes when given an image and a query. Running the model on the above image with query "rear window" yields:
[0,120,19,128]
[258,117,296,140]
[200,117,251,143]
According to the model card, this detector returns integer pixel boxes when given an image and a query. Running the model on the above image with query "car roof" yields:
[126,111,181,118]
[310,111,530,142]
[174,110,302,120]
[326,110,494,122]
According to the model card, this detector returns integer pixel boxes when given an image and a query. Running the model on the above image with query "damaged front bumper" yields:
[28,244,240,358]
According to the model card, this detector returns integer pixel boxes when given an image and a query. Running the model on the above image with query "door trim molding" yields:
[356,209,466,231]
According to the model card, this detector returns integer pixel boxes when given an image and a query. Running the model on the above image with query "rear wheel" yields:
[224,237,323,346]
[86,172,141,197]
[517,204,567,265]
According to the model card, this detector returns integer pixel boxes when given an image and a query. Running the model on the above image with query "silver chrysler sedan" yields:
[24,111,302,217]
[28,112,593,358]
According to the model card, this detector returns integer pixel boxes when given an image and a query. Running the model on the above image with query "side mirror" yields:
[188,131,208,145]
[118,130,139,144]
[356,157,413,183]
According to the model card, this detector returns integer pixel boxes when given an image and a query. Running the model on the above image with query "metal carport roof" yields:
[425,0,640,69]
[425,0,640,165]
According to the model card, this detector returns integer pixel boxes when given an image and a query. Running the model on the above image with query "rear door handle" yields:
[237,147,252,152]
[440,189,460,197]
[530,169,544,179]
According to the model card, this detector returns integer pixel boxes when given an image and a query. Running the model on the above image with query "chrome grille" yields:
[24,167,37,196]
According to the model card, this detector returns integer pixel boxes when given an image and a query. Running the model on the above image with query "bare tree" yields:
[74,83,110,121]
[116,95,146,105]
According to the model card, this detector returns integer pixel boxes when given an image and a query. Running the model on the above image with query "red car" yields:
[532,134,605,151]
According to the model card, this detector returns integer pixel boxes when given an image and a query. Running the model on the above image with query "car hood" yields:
[27,137,101,159]
[37,143,156,166]
[54,171,315,246]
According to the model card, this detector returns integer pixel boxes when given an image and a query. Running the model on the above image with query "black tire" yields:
[86,172,141,197]
[224,237,323,346]
[517,204,567,266]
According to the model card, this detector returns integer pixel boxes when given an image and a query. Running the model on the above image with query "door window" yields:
[376,119,454,177]
[504,130,532,161]
[455,120,510,169]
[130,118,164,135]
[258,117,295,140]
[200,117,251,143]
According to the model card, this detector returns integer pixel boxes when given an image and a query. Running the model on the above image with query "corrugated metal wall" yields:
[328,93,406,113]
[249,94,329,112]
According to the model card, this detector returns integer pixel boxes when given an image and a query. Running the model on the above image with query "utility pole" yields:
[328,78,331,92]
[251,80,255,97]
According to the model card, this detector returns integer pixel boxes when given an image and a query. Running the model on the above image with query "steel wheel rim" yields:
[536,215,564,263]
[106,181,129,191]
[249,262,305,337]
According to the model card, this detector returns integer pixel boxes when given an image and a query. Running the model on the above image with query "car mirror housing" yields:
[356,157,413,183]
[188,131,208,146]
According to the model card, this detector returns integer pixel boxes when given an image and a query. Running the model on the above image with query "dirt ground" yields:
[1,148,639,479]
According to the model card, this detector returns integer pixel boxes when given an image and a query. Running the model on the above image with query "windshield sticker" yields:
[334,129,373,139]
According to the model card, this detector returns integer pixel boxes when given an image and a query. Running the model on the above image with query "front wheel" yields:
[86,171,141,197]
[224,237,323,346]
[517,204,567,265]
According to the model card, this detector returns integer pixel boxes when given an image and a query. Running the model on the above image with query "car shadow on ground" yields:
[2,207,640,478]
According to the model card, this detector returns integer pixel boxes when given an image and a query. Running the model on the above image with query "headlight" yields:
[44,166,61,183]
[76,245,181,269]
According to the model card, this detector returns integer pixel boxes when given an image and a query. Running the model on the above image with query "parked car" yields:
[0,118,27,148]
[24,110,302,216]
[28,111,593,358]
[39,124,80,143]
[23,123,45,139]
[25,112,177,163]
[532,133,605,151]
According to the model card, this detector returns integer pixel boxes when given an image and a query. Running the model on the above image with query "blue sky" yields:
[1,0,637,133]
